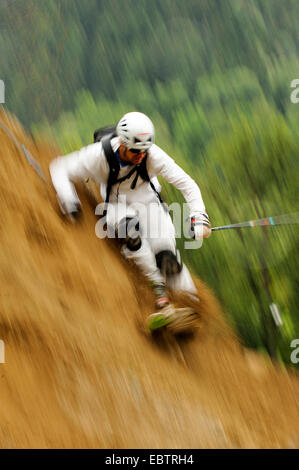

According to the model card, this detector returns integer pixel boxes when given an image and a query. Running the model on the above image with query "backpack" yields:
[93,126,163,212]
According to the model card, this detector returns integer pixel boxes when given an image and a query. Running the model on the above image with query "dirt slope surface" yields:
[0,109,298,449]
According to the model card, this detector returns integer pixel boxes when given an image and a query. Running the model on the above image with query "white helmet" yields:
[116,112,155,151]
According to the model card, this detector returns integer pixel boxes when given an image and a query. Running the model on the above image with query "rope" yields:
[212,213,299,231]
[0,116,48,184]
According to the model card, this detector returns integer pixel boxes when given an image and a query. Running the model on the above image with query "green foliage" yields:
[1,0,299,126]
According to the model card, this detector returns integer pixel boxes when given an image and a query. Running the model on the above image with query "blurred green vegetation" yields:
[0,0,298,366]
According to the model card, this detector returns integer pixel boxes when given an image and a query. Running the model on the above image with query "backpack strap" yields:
[137,156,164,205]
[101,135,165,214]
[101,135,142,209]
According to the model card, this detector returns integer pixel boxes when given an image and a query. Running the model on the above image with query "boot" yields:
[147,304,199,334]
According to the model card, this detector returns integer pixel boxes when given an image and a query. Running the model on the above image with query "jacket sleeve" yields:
[49,143,108,212]
[148,145,207,217]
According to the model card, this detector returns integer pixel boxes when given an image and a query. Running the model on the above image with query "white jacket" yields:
[49,137,206,216]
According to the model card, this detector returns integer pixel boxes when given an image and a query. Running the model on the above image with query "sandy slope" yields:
[0,109,298,449]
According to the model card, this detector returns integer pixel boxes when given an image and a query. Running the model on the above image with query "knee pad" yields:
[118,217,142,252]
[155,249,182,276]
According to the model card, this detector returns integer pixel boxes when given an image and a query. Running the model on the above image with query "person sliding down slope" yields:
[50,112,211,327]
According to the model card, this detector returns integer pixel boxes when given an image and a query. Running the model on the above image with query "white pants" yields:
[105,199,197,295]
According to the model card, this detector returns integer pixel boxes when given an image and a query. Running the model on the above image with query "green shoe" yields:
[147,305,199,334]
[147,304,175,332]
